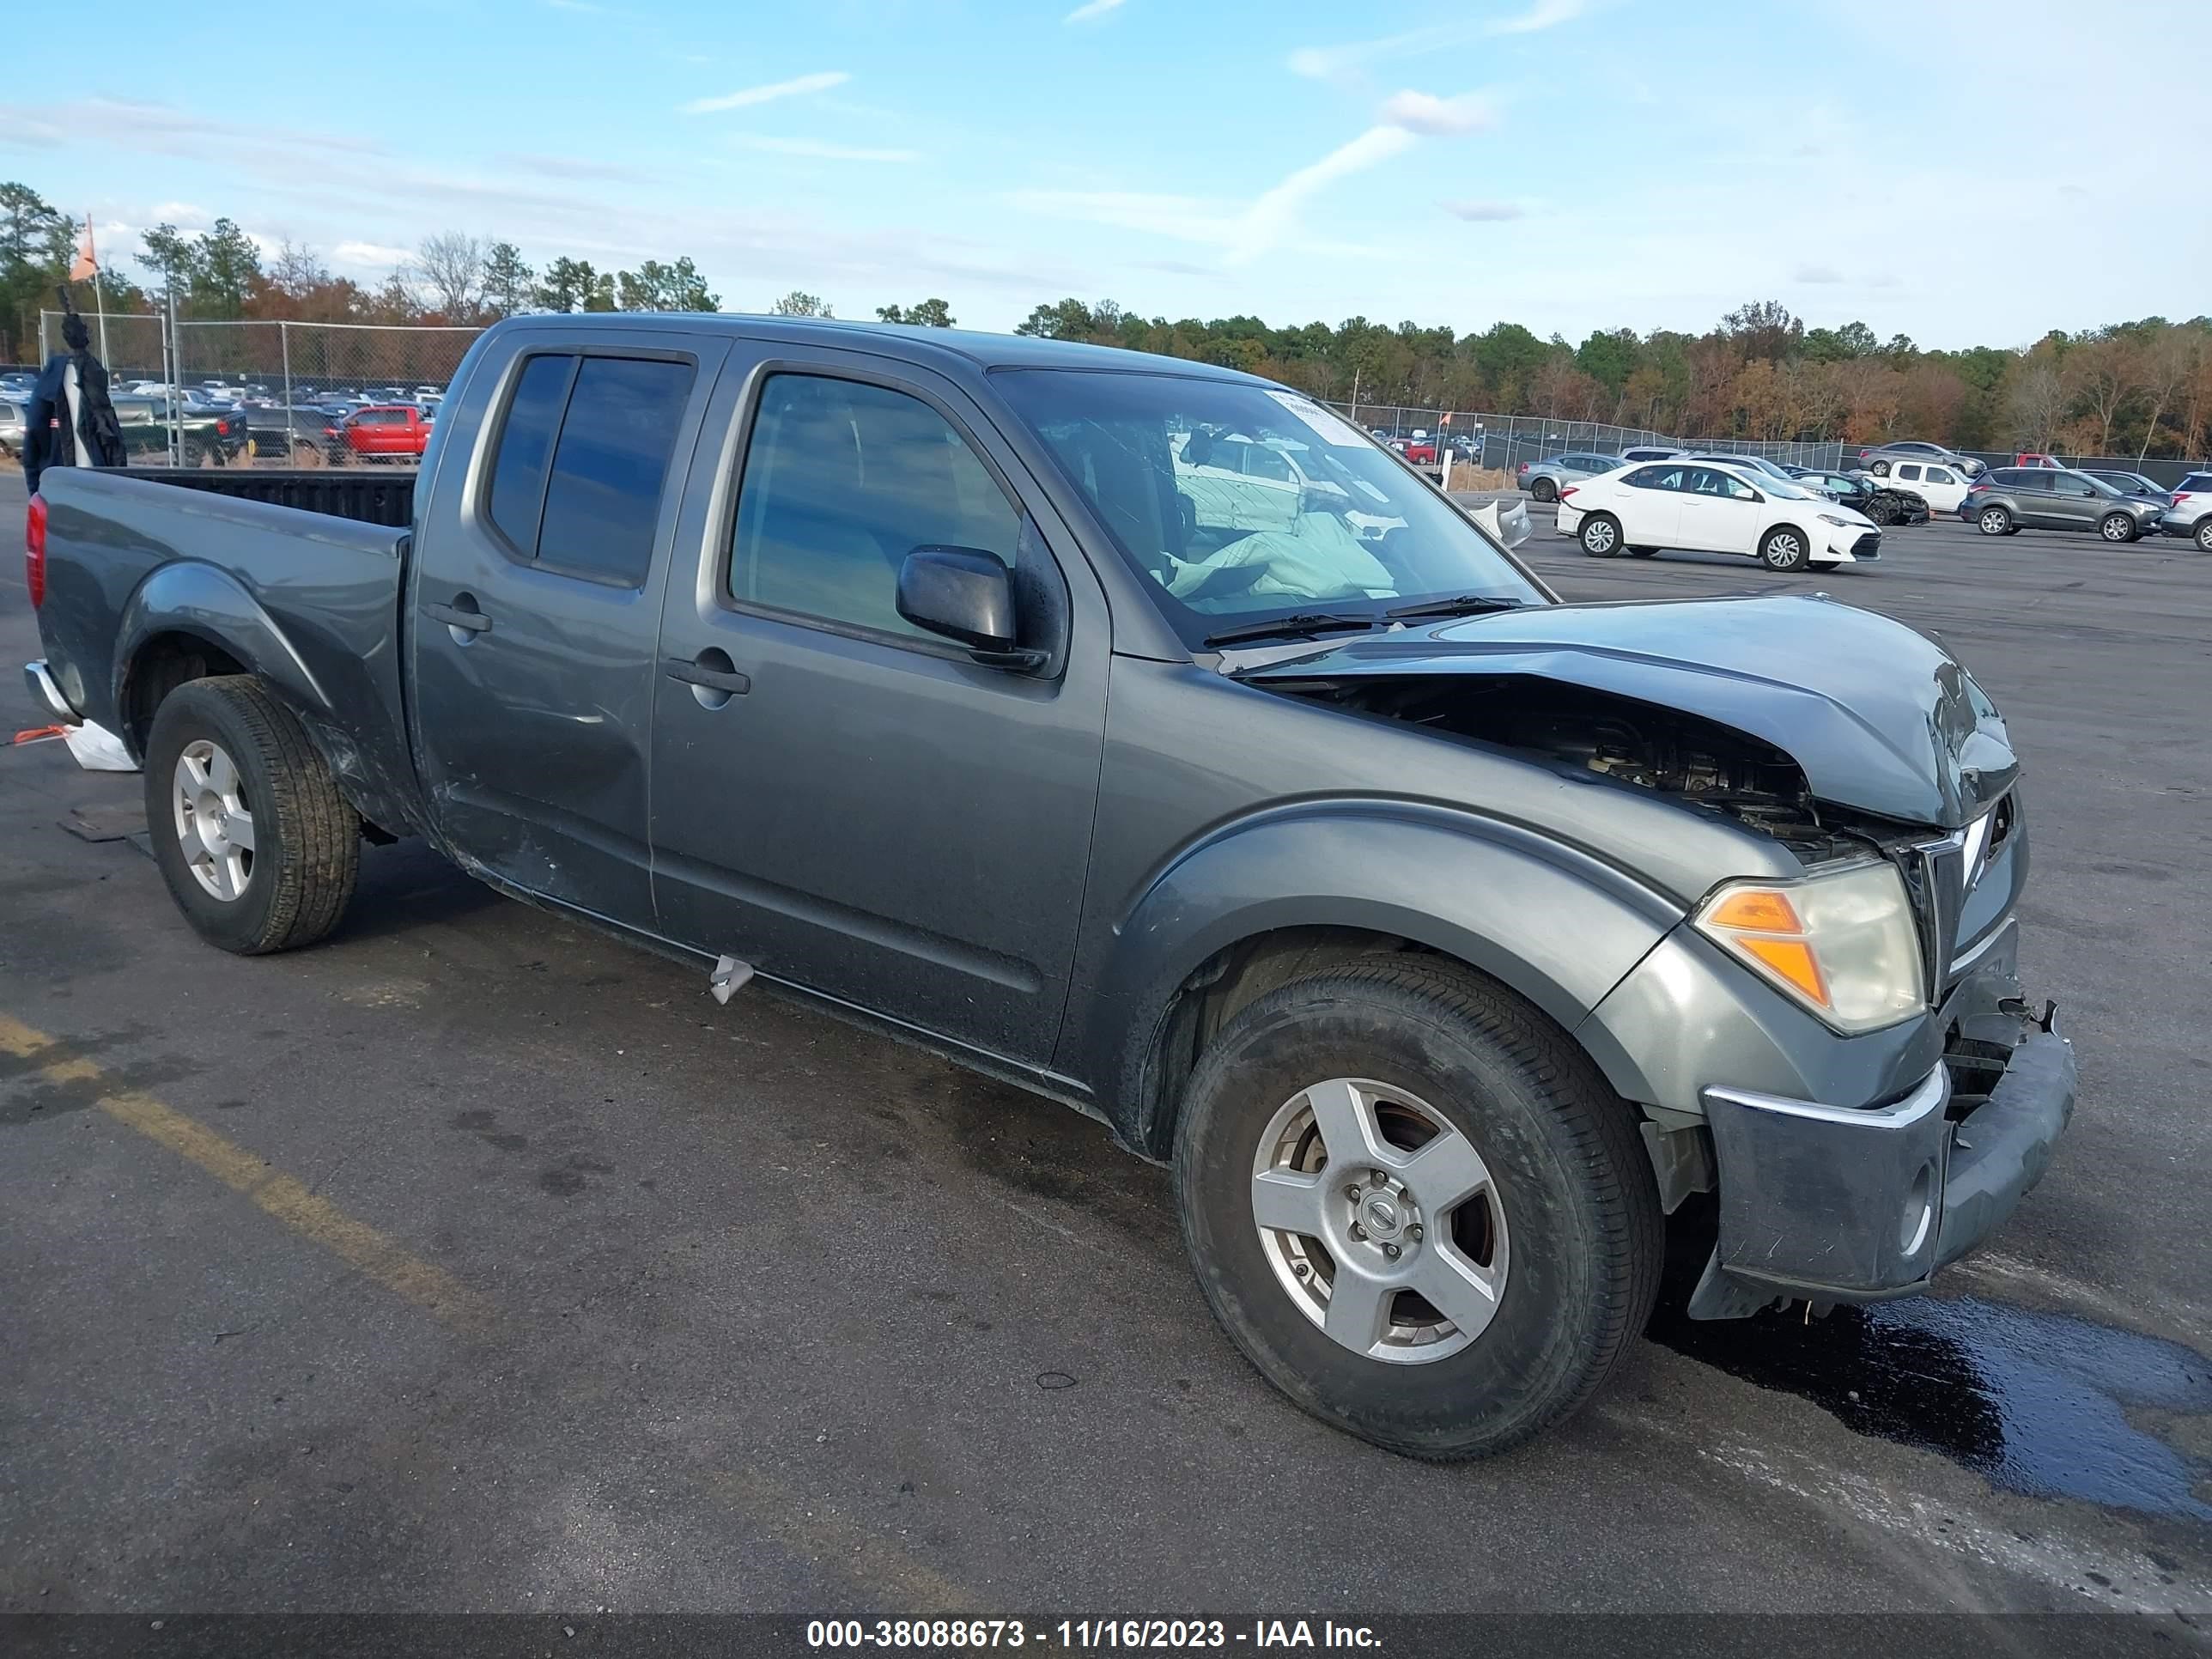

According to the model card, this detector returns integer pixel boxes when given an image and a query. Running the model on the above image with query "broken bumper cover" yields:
[1688,996,2075,1317]
[25,659,77,724]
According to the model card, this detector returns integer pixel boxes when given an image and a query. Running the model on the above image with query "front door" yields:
[648,351,1108,1066]
[2046,471,2103,528]
[1674,465,1760,552]
[410,331,725,927]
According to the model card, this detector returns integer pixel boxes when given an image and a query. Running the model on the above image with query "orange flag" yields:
[68,215,98,282]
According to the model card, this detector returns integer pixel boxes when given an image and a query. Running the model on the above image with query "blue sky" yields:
[7,0,2209,347]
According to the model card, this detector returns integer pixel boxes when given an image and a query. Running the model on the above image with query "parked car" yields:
[1558,459,1880,571]
[1858,441,1985,479]
[341,404,434,461]
[0,398,25,460]
[2157,471,2212,550]
[1618,446,1685,464]
[1960,467,2166,541]
[23,313,2073,1462]
[107,396,249,466]
[1870,458,1972,515]
[1517,451,1623,501]
[1172,428,1403,540]
[2083,470,2170,504]
[1785,468,1929,526]
[2013,453,2063,469]
[1680,452,1801,488]
[247,406,349,465]
[1400,430,1437,465]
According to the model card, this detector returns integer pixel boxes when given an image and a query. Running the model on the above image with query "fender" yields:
[112,561,421,835]
[1075,799,1686,1155]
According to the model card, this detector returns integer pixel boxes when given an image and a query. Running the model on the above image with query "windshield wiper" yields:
[1383,593,1528,620]
[1200,611,1382,648]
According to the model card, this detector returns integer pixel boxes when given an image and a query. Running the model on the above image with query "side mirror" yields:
[896,544,1021,656]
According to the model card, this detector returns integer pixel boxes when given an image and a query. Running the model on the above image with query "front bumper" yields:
[1686,980,2075,1318]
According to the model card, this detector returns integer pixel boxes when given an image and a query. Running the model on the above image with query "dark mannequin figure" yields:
[25,297,128,494]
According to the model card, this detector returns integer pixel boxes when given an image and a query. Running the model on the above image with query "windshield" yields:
[995,369,1545,641]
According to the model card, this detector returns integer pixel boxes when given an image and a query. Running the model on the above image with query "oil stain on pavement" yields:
[1651,1294,2212,1522]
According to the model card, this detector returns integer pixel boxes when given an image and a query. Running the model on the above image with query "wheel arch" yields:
[1072,804,1680,1160]
[114,561,334,762]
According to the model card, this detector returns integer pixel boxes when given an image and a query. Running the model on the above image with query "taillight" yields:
[26,493,47,608]
[1558,486,1578,500]
[1517,461,1529,473]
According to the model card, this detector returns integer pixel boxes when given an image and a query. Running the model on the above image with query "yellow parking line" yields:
[0,1013,494,1334]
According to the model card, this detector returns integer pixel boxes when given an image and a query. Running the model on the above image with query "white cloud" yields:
[1486,0,1588,34]
[1234,126,1416,263]
[1792,263,1844,285]
[151,201,212,227]
[1288,24,1469,84]
[678,71,849,116]
[332,240,413,268]
[733,136,920,164]
[1064,0,1126,20]
[1442,199,1526,222]
[1377,90,1496,136]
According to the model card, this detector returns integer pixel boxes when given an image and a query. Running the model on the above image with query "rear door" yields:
[1613,464,1685,544]
[2008,470,2062,526]
[409,326,727,927]
[647,345,1109,1065]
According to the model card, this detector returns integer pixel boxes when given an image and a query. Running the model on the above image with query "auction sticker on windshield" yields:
[1265,390,1369,448]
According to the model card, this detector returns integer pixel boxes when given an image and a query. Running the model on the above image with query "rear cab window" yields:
[483,350,697,586]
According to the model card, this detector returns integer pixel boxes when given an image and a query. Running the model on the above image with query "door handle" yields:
[425,601,491,634]
[663,657,750,696]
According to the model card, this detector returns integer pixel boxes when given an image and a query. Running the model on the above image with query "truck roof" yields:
[489,311,1268,383]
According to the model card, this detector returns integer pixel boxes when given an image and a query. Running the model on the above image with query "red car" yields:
[343,405,433,461]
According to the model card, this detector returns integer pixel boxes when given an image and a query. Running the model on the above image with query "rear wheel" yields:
[1529,477,1558,504]
[1759,525,1812,572]
[1173,957,1662,1461]
[143,677,361,955]
[1578,513,1621,557]
[2197,519,2212,552]
[1977,506,2013,536]
[1868,459,1891,477]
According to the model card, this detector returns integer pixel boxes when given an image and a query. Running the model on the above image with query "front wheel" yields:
[1578,513,1621,557]
[1173,957,1662,1460]
[143,676,362,955]
[2099,513,2138,544]
[1759,526,1812,571]
[1529,477,1558,504]
[1977,506,2013,536]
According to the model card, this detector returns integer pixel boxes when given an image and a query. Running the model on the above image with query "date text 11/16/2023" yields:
[805,1619,1382,1649]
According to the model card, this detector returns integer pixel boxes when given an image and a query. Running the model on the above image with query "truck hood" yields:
[1238,593,2016,829]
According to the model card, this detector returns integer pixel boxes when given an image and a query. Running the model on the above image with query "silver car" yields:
[0,398,25,460]
[1518,450,1626,502]
[1856,440,1985,480]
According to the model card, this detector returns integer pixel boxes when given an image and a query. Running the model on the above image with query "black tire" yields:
[1529,477,1558,504]
[143,676,361,955]
[1758,524,1812,572]
[2099,513,2138,544]
[1626,546,1659,557]
[1578,512,1622,558]
[2197,518,2212,553]
[1173,957,1662,1461]
[1976,505,2013,537]
[1863,497,1896,526]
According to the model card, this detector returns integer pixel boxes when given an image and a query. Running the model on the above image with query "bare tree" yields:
[2133,329,2201,459]
[2069,333,2144,456]
[2004,360,2069,453]
[414,232,486,319]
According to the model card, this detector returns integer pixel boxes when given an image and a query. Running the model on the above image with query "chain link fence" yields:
[1327,402,1847,477]
[38,310,484,466]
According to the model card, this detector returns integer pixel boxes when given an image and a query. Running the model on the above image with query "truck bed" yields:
[29,464,424,836]
[118,466,417,528]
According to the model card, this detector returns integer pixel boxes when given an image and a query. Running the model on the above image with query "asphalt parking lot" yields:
[3,470,2209,1627]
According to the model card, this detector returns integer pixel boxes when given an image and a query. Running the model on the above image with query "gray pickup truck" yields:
[23,314,2075,1459]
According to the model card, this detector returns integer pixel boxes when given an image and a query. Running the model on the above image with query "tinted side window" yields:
[488,354,575,556]
[1925,466,1954,484]
[535,357,697,586]
[729,374,1021,642]
[2180,475,2212,492]
[1895,464,1922,481]
[1245,444,1293,483]
[1624,465,1674,489]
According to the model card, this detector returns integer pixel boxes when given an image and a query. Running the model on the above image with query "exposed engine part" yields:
[1261,673,1871,859]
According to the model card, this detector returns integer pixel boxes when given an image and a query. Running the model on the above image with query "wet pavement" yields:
[3,473,2209,1625]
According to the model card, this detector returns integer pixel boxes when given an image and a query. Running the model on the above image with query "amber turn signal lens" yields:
[1737,936,1829,1006]
[1705,888,1802,934]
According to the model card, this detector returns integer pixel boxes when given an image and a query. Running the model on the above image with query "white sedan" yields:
[1555,459,1881,572]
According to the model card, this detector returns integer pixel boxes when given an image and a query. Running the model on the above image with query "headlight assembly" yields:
[1694,861,1924,1034]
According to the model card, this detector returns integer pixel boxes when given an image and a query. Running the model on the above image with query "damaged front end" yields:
[1235,592,2075,1318]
